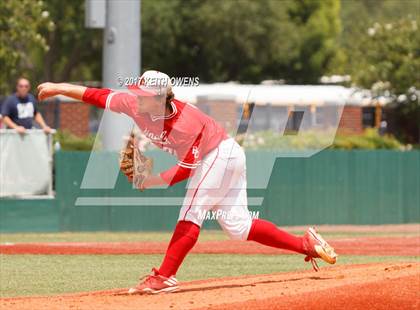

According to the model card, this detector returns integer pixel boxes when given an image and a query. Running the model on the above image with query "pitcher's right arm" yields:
[37,82,136,113]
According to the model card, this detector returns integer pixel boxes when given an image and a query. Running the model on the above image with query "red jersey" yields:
[82,88,227,185]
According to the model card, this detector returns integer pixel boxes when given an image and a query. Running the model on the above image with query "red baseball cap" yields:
[128,70,172,97]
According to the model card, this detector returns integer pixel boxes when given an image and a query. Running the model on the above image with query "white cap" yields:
[128,70,172,96]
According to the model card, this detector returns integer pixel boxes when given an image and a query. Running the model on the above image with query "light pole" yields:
[101,0,141,150]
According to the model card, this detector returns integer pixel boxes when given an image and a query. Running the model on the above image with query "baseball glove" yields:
[119,132,153,190]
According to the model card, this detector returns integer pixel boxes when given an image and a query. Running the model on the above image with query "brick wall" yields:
[39,102,58,128]
[35,100,90,136]
[338,105,363,135]
[59,101,90,137]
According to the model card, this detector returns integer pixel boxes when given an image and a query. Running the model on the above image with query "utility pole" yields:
[81,0,141,189]
[101,0,141,150]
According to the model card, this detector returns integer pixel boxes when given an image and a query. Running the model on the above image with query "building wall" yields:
[196,100,237,132]
[59,101,90,137]
[338,105,363,134]
[39,98,364,138]
[40,102,59,129]
[195,102,365,135]
[38,100,91,137]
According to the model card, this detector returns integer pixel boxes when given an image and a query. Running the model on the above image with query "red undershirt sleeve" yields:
[82,88,112,109]
[160,133,203,186]
[82,88,137,116]
[160,165,193,186]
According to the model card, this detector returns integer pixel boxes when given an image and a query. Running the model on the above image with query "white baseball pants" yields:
[178,138,252,240]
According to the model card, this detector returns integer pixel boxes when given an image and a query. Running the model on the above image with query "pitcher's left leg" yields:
[216,175,337,270]
[247,219,305,253]
[247,219,337,271]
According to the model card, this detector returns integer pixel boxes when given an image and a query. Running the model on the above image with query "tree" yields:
[0,0,52,94]
[1,0,343,94]
[141,0,342,84]
[349,18,420,143]
[0,0,102,95]
[351,19,419,95]
[26,0,102,86]
[336,0,419,77]
[285,0,342,83]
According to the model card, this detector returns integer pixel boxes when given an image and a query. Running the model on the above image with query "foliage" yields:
[334,0,419,77]
[346,17,419,144]
[0,0,416,89]
[349,19,419,95]
[332,129,403,150]
[142,0,342,84]
[0,0,343,93]
[54,130,98,151]
[0,0,53,94]
[285,0,342,83]
[385,87,420,144]
[0,0,418,143]
[334,0,420,143]
[241,129,404,150]
[0,0,102,95]
[35,0,102,83]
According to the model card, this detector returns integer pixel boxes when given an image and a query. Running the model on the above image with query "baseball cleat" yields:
[128,268,179,295]
[303,227,338,271]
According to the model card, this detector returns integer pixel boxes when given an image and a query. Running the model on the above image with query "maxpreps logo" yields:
[77,86,345,207]
[197,210,260,221]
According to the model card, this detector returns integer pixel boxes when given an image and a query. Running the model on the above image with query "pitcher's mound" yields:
[1,262,419,310]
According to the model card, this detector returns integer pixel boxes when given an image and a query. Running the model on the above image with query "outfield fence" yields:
[0,150,419,232]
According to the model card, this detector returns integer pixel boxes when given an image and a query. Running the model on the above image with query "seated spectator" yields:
[1,77,52,134]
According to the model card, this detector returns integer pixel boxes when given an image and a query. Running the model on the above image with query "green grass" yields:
[0,230,418,297]
[0,231,228,243]
[0,254,418,297]
[1,230,417,243]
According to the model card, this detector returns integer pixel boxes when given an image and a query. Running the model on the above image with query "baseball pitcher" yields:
[38,70,337,294]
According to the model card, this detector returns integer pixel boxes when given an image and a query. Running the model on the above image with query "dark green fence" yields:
[1,150,419,232]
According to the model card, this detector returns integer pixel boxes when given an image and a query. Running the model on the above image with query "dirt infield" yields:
[281,224,420,233]
[1,226,419,309]
[1,236,419,256]
[1,263,419,310]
